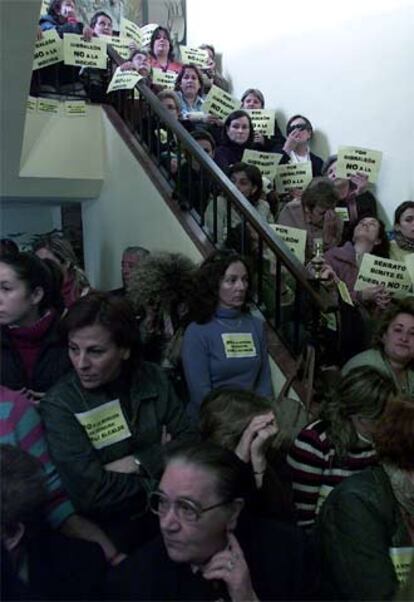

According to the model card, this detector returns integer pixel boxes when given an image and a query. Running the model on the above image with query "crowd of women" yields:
[2,2,413,600]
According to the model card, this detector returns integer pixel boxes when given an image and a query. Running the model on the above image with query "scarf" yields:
[394,230,414,252]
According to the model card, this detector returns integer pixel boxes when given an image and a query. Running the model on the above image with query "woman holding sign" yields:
[318,397,414,601]
[40,292,195,551]
[241,88,285,153]
[181,251,273,421]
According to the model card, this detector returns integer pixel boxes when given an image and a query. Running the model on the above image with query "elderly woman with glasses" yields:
[108,442,310,601]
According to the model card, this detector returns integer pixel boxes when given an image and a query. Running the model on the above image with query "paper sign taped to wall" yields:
[247,109,275,136]
[119,17,143,47]
[33,29,63,70]
[152,68,177,89]
[274,162,313,193]
[336,146,383,183]
[64,100,87,116]
[107,66,142,92]
[37,97,60,115]
[75,399,132,450]
[270,224,307,263]
[242,149,282,180]
[26,96,38,113]
[179,46,209,67]
[101,35,131,59]
[389,547,414,585]
[203,85,241,120]
[354,253,412,296]
[63,34,107,69]
[140,23,159,48]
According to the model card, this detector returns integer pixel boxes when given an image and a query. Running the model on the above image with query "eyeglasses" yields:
[148,491,231,523]
[287,123,309,134]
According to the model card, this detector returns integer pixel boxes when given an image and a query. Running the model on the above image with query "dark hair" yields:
[286,114,313,137]
[394,200,414,226]
[62,292,142,359]
[164,441,251,501]
[89,10,112,29]
[188,251,251,324]
[157,89,180,113]
[174,64,204,97]
[192,129,216,150]
[374,398,414,469]
[129,48,149,61]
[0,445,48,541]
[200,389,274,451]
[320,367,396,459]
[302,177,339,211]
[0,239,19,258]
[228,162,263,204]
[372,297,414,353]
[223,110,254,146]
[321,154,338,177]
[123,246,150,259]
[150,26,175,61]
[241,88,265,108]
[0,252,59,315]
[351,217,389,258]
[48,0,76,20]
[199,43,215,58]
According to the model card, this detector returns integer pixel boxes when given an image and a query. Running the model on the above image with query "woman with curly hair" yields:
[318,397,414,600]
[33,234,90,309]
[127,252,195,371]
[287,366,396,529]
[181,251,273,420]
[343,297,414,397]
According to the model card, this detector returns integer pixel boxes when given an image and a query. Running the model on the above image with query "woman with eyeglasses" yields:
[107,442,310,601]
[279,115,323,177]
[40,292,195,552]
[287,366,396,530]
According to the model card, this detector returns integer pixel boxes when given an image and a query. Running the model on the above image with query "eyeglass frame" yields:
[148,490,233,523]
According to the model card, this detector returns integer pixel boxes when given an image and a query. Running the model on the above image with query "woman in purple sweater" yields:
[181,251,273,421]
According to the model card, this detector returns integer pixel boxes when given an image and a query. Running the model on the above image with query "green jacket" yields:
[40,363,196,519]
[317,466,412,601]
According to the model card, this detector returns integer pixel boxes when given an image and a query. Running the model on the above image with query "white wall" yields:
[82,111,203,290]
[187,0,414,225]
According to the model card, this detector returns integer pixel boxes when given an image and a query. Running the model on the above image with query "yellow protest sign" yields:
[152,68,177,90]
[203,85,241,120]
[63,33,107,69]
[101,35,131,60]
[322,312,337,332]
[107,66,142,93]
[64,100,87,117]
[335,207,349,222]
[242,149,282,180]
[37,97,60,115]
[26,96,37,113]
[140,23,159,48]
[33,29,63,70]
[336,146,383,183]
[221,333,257,358]
[354,253,412,296]
[75,399,132,450]
[404,253,414,284]
[119,17,142,47]
[274,162,313,193]
[337,280,354,306]
[39,0,50,16]
[389,547,414,584]
[247,109,275,137]
[269,224,307,264]
[180,46,209,67]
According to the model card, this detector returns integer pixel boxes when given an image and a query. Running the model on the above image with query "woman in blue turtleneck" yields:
[181,251,273,421]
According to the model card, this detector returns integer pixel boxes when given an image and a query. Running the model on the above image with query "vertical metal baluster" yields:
[275,259,281,330]
[257,237,264,307]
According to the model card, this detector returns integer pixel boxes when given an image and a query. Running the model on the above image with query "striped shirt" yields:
[0,386,74,528]
[287,419,377,528]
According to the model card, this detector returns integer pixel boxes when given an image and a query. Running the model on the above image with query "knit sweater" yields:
[287,418,377,528]
[181,307,273,420]
[0,386,74,528]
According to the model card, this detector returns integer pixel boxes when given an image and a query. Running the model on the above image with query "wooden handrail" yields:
[107,46,333,313]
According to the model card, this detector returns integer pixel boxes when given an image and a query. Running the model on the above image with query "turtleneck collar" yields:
[215,307,243,319]
[7,309,56,342]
